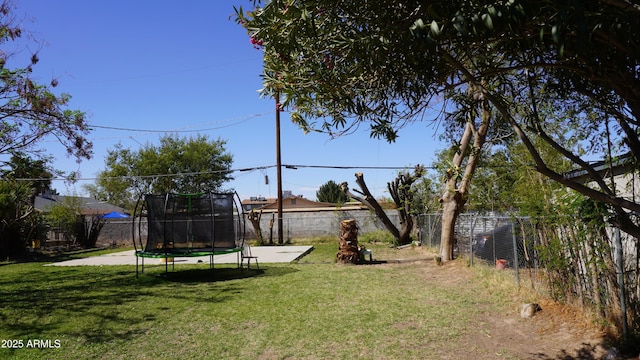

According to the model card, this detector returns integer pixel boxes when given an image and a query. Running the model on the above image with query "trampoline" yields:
[132,192,246,275]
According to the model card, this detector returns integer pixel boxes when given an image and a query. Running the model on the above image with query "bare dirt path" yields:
[379,245,618,360]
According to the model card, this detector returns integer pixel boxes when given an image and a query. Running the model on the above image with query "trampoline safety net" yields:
[144,193,238,253]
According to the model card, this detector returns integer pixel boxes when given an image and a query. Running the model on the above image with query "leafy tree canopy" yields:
[409,172,439,215]
[236,0,640,220]
[237,0,638,141]
[0,157,52,258]
[1,152,54,199]
[85,134,234,210]
[316,179,348,203]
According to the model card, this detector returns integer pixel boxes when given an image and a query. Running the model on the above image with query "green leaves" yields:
[452,14,468,36]
[551,24,560,44]
[300,8,310,21]
[89,135,233,210]
[316,180,348,203]
[410,18,426,35]
[481,13,493,30]
[430,20,441,36]
[236,0,640,191]
[369,119,398,143]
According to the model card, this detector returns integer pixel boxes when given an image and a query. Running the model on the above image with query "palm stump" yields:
[337,219,359,264]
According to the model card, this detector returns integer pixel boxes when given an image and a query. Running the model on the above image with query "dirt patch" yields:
[384,246,620,360]
[454,299,609,359]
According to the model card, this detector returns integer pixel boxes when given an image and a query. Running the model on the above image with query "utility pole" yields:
[275,91,284,245]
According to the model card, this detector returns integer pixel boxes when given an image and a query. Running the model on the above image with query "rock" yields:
[520,303,542,318]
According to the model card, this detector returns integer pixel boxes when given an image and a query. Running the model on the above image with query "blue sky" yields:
[14,1,446,200]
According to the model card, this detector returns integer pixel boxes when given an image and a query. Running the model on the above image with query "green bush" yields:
[0,181,47,259]
[359,230,395,244]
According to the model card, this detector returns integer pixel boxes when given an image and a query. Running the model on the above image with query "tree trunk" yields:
[341,167,424,246]
[388,166,424,245]
[354,173,400,239]
[440,189,462,261]
[247,209,264,245]
[77,215,105,248]
[340,175,399,240]
[337,219,359,264]
[439,96,491,262]
[398,218,413,245]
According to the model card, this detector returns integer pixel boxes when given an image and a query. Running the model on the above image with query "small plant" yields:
[359,230,395,244]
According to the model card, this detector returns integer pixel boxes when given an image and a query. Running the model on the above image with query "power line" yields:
[87,112,273,133]
[12,165,277,182]
[10,164,434,182]
[40,112,275,144]
[283,164,436,170]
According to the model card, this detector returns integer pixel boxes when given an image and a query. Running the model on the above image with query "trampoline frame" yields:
[132,192,246,276]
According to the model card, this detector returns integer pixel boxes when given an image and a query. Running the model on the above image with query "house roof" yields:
[35,195,129,216]
[260,196,336,210]
[564,153,636,183]
[241,197,273,206]
[242,195,368,212]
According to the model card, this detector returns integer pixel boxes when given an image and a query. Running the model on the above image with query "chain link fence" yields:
[418,212,639,333]
[417,213,543,288]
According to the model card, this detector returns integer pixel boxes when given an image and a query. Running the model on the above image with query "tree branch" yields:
[444,49,640,216]
[341,174,400,241]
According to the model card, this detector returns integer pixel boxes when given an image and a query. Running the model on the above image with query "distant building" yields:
[259,195,337,212]
[242,196,271,212]
[241,194,368,213]
[564,153,638,203]
[564,154,638,274]
[35,193,129,216]
[34,193,129,249]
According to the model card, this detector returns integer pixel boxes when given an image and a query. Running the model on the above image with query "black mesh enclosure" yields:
[143,193,239,253]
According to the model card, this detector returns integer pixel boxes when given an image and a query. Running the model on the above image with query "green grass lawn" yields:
[0,241,513,359]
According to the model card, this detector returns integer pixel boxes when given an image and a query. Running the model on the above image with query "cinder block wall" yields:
[246,209,399,240]
[97,209,400,247]
[97,220,133,247]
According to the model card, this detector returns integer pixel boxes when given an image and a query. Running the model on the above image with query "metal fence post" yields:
[615,228,629,340]
[512,222,520,288]
[427,214,432,247]
[469,214,476,267]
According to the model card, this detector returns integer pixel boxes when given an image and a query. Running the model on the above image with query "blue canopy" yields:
[102,211,130,219]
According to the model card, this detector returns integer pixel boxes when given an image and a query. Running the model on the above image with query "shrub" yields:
[359,230,395,244]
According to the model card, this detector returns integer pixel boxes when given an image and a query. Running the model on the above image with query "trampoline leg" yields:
[136,255,139,278]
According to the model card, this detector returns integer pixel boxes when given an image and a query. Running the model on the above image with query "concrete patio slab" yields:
[47,246,314,266]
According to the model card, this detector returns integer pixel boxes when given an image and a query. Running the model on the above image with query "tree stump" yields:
[337,219,360,264]
[247,209,264,245]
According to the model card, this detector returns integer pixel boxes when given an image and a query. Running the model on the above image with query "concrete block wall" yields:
[99,209,402,247]
[247,209,399,240]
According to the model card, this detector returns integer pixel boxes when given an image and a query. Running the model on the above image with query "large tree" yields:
[0,153,52,258]
[316,180,348,203]
[0,1,91,258]
[0,1,91,164]
[1,152,53,201]
[85,134,234,210]
[341,165,424,245]
[236,0,640,260]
